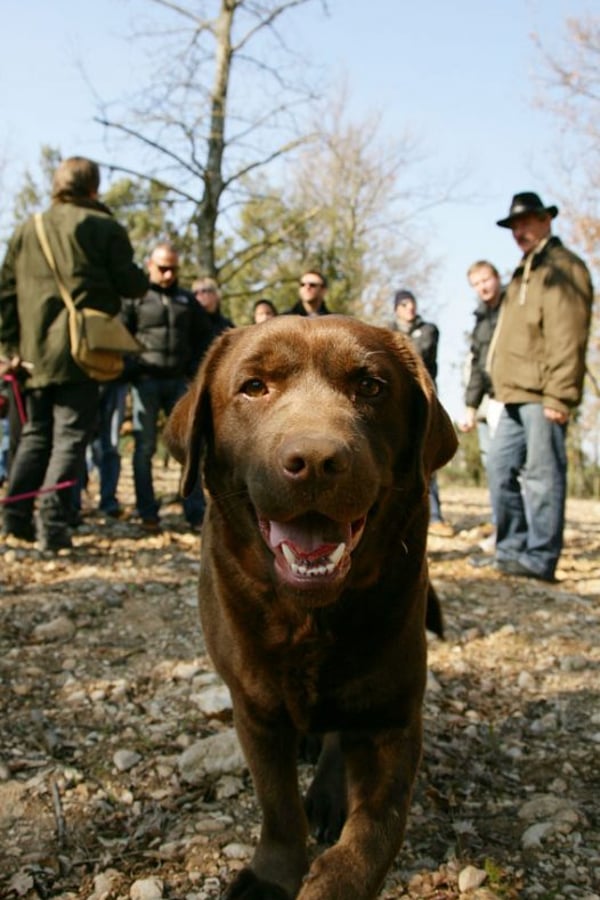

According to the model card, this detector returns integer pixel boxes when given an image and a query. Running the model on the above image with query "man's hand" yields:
[458,407,477,433]
[0,355,24,377]
[544,407,569,425]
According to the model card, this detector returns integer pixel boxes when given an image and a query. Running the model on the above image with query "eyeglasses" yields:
[155,264,178,273]
[196,287,217,294]
[300,280,324,289]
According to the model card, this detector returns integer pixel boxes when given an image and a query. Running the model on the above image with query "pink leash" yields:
[0,374,76,506]
[0,480,77,505]
[4,373,27,426]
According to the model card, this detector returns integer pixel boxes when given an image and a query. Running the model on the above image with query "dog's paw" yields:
[222,867,291,899]
[304,775,346,844]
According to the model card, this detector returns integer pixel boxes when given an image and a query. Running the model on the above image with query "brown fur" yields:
[165,316,457,899]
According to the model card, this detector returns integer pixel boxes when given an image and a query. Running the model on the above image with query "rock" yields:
[113,749,142,772]
[130,877,164,900]
[426,670,442,693]
[517,670,536,690]
[522,821,554,848]
[458,865,487,892]
[178,728,246,782]
[518,793,574,822]
[88,869,122,900]
[190,683,232,716]
[215,774,244,799]
[171,660,203,680]
[222,842,252,859]
[31,615,75,643]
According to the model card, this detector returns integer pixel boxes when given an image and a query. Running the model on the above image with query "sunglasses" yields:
[300,280,324,289]
[155,264,178,273]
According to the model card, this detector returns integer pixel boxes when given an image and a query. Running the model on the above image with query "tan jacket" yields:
[489,236,593,416]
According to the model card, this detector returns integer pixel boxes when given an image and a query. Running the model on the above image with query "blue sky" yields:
[1,0,593,418]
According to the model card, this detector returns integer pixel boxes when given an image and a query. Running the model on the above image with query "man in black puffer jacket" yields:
[122,243,210,532]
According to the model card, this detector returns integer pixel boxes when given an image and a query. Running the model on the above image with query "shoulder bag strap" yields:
[33,212,77,317]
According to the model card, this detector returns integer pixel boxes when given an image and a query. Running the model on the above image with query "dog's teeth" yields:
[281,541,346,578]
[328,543,346,566]
[281,544,298,567]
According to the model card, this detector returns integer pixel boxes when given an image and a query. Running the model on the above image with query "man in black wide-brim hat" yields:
[485,191,594,583]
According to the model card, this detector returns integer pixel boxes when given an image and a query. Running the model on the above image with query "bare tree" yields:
[222,84,467,322]
[95,0,328,277]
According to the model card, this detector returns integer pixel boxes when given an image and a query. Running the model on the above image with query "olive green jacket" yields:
[0,199,148,388]
[489,236,593,416]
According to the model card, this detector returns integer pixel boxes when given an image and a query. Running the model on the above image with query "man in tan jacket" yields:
[487,192,593,582]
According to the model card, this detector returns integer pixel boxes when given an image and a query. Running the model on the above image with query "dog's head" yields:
[166,316,457,599]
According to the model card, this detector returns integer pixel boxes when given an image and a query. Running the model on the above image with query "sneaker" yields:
[494,559,556,583]
[37,531,73,552]
[428,520,455,537]
[468,555,494,569]
[102,506,124,519]
[140,517,161,534]
[186,518,203,534]
[3,520,36,543]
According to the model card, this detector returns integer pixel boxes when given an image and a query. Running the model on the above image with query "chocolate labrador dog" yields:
[166,316,457,900]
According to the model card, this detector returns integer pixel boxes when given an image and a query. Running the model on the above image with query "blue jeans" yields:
[487,403,567,580]
[429,474,443,523]
[131,375,205,524]
[96,382,128,513]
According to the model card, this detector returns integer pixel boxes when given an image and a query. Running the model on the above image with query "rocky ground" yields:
[1,464,599,900]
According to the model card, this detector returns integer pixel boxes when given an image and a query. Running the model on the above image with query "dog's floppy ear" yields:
[164,330,236,497]
[414,361,458,477]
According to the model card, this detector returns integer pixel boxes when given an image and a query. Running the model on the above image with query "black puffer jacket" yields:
[464,295,503,409]
[392,315,439,381]
[122,284,211,379]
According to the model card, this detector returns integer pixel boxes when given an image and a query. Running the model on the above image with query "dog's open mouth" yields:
[259,512,367,588]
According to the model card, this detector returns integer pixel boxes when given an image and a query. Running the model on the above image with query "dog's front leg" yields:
[224,700,309,900]
[297,722,422,900]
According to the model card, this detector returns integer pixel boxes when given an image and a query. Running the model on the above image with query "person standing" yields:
[0,156,148,550]
[190,276,234,366]
[392,289,454,537]
[122,243,210,532]
[252,298,278,323]
[285,269,331,316]
[487,192,593,582]
[459,260,505,550]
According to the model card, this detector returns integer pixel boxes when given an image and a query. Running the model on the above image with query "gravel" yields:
[1,468,599,900]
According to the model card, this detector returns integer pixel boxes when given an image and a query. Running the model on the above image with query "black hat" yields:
[496,192,559,228]
[394,289,416,309]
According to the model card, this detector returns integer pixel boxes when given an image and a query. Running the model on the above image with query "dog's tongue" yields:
[268,516,351,559]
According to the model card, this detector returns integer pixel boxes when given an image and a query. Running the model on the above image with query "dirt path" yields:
[1,472,599,899]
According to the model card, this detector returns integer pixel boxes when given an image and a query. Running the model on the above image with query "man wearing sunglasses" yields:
[285,269,331,317]
[122,242,209,533]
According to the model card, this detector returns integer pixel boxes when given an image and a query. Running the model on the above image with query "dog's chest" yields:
[275,619,387,734]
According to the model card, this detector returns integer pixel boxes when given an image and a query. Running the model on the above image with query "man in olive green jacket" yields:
[487,192,593,582]
[0,156,148,550]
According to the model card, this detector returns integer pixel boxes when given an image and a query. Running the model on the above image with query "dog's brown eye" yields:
[241,378,268,397]
[356,376,385,398]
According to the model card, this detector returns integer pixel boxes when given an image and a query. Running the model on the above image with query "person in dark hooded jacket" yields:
[392,289,454,537]
[0,156,148,550]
